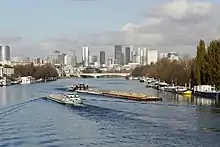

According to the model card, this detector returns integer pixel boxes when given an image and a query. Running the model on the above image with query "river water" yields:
[0,78,220,147]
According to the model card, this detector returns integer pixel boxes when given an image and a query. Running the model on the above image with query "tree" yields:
[13,63,58,79]
[205,39,220,87]
[195,39,206,85]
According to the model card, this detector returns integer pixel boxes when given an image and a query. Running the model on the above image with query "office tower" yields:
[125,46,130,65]
[89,55,97,64]
[48,50,65,65]
[131,50,137,63]
[82,46,90,67]
[0,45,10,61]
[92,55,97,63]
[147,49,158,65]
[142,48,148,65]
[107,59,113,65]
[114,45,122,64]
[100,51,105,65]
[64,50,77,67]
[120,52,125,65]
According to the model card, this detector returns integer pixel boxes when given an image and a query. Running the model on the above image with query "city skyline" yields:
[0,0,219,58]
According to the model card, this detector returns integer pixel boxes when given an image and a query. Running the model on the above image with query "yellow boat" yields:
[182,90,192,95]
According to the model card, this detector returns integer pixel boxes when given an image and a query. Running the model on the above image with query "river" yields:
[0,78,220,147]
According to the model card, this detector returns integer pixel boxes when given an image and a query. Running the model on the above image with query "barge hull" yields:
[76,89,162,101]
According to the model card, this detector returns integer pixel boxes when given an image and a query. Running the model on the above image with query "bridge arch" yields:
[79,73,130,78]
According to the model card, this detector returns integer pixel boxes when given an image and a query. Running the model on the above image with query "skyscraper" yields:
[48,50,65,65]
[64,50,77,67]
[100,51,105,65]
[114,45,122,64]
[90,55,97,64]
[125,46,130,65]
[82,46,90,67]
[0,45,10,61]
[147,49,158,65]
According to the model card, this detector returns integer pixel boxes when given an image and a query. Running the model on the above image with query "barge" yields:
[75,89,162,101]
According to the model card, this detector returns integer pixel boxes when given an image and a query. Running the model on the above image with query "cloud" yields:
[7,0,220,58]
[0,36,23,44]
[85,0,220,55]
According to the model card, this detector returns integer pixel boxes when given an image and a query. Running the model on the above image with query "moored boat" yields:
[69,83,89,92]
[182,90,192,95]
[193,85,220,99]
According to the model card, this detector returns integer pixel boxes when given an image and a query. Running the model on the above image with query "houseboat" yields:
[193,85,220,99]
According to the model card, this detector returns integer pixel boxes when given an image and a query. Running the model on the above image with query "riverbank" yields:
[0,76,58,87]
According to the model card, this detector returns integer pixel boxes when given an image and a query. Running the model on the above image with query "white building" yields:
[147,49,158,65]
[159,52,179,61]
[82,46,90,67]
[20,76,36,84]
[63,65,78,77]
[136,47,142,64]
[107,59,113,66]
[160,53,168,59]
[167,52,179,61]
[0,67,14,77]
[64,50,76,67]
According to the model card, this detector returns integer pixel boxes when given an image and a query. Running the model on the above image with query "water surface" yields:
[0,78,220,147]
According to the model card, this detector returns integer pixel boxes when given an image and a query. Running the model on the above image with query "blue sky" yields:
[0,0,219,58]
[0,0,167,41]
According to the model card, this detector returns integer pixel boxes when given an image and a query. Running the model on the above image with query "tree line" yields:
[131,39,220,87]
[13,63,58,79]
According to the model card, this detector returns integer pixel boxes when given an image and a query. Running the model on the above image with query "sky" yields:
[0,0,219,60]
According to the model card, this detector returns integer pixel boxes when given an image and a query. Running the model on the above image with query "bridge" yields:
[79,73,130,78]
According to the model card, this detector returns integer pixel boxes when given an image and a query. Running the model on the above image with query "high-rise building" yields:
[125,46,130,65]
[48,50,65,65]
[147,49,158,65]
[64,50,77,67]
[131,50,137,63]
[89,55,97,64]
[114,45,122,64]
[100,51,105,65]
[107,59,113,65]
[121,53,124,65]
[142,48,148,65]
[82,46,90,67]
[0,45,10,61]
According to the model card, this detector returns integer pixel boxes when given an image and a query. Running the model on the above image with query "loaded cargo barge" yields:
[75,89,162,101]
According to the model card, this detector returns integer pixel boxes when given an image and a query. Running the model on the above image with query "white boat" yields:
[158,82,169,91]
[47,92,83,105]
[164,85,176,92]
[175,86,188,93]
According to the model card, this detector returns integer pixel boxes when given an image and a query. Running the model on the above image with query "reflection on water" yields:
[159,91,220,107]
[0,78,220,147]
[0,82,59,108]
[1,87,7,106]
